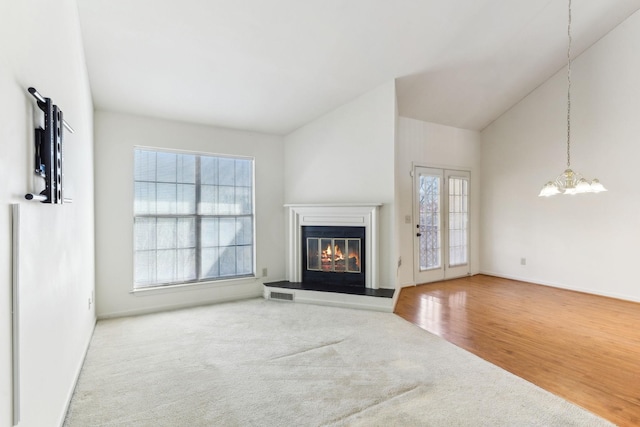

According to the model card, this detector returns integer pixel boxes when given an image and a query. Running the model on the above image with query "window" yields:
[418,174,441,271]
[447,176,469,267]
[133,148,254,289]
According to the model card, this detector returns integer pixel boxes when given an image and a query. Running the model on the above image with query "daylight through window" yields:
[133,148,254,288]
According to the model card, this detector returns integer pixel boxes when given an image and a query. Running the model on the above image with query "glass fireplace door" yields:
[301,226,365,287]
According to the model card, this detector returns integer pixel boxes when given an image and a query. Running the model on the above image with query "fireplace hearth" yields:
[267,203,393,311]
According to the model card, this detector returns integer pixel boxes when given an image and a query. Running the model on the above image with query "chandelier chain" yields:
[539,0,607,196]
[566,0,572,168]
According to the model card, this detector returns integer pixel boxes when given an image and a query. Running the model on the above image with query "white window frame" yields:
[133,147,256,289]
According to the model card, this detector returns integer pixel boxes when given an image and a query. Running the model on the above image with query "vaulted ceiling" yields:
[77,0,640,135]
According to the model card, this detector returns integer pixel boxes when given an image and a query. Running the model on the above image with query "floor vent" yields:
[270,291,294,301]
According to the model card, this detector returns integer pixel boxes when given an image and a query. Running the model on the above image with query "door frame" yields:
[412,164,471,284]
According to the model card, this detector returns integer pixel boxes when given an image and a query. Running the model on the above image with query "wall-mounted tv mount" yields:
[25,87,74,204]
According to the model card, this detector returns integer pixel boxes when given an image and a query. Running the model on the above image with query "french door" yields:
[413,166,470,284]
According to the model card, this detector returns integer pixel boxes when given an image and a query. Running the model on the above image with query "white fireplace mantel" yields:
[285,203,382,289]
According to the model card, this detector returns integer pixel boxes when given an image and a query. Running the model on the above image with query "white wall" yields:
[481,9,640,302]
[396,117,481,287]
[94,111,285,318]
[283,81,397,288]
[0,0,96,425]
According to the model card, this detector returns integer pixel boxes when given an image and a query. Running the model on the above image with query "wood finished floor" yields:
[394,275,640,427]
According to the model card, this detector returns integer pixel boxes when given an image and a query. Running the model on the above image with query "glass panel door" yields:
[414,166,470,284]
[445,170,470,279]
[414,167,445,283]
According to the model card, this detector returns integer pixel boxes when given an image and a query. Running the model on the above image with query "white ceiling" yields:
[77,0,640,135]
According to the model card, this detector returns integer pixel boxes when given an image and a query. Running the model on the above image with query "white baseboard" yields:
[97,291,263,320]
[479,270,640,304]
[59,317,96,427]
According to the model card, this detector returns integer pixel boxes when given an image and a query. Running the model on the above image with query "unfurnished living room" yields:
[2,0,640,426]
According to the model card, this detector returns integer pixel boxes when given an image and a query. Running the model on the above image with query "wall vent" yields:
[270,291,294,301]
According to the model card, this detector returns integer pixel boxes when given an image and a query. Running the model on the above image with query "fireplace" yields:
[285,203,381,289]
[301,226,365,287]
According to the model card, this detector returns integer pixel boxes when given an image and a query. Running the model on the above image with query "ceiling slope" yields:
[77,0,640,134]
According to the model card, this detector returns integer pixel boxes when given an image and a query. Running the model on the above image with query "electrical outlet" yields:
[520,258,527,266]
[262,268,268,277]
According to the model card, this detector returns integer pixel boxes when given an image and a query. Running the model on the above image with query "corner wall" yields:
[283,81,397,288]
[0,0,96,425]
[481,9,640,302]
[396,117,481,287]
[94,111,285,318]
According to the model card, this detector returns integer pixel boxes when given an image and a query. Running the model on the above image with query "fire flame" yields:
[348,250,360,267]
[321,244,359,268]
[333,245,344,260]
[322,244,344,260]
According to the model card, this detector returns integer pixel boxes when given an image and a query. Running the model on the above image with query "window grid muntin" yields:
[134,148,254,288]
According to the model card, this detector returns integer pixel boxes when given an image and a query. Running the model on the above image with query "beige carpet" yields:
[64,298,613,426]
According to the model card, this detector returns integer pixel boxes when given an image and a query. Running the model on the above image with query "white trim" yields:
[59,318,96,427]
[412,166,471,284]
[11,204,20,426]
[132,147,257,289]
[130,276,261,295]
[134,144,255,161]
[479,271,640,304]
[284,203,383,207]
[99,291,263,319]
[286,204,382,289]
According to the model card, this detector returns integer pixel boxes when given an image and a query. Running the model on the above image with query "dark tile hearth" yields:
[264,281,394,298]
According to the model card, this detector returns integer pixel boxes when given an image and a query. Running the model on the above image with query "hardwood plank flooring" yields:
[394,275,640,427]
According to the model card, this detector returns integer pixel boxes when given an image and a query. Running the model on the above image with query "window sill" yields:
[130,275,260,296]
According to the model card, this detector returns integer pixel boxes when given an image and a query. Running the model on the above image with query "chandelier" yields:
[538,0,606,197]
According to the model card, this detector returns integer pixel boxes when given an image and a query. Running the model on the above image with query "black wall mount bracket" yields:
[25,87,74,204]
